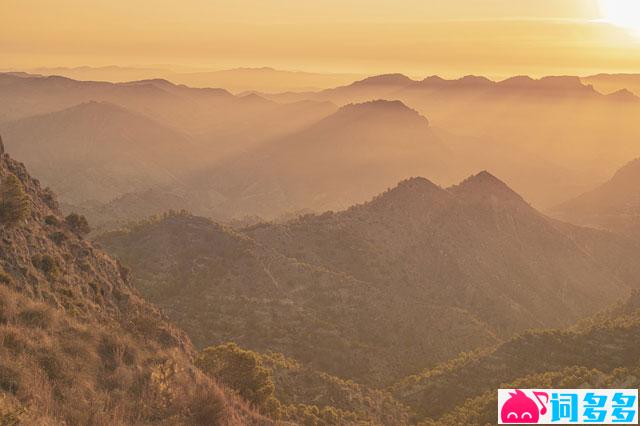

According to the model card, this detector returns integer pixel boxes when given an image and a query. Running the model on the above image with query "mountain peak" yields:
[351,73,414,87]
[395,176,442,191]
[419,75,493,89]
[338,99,417,114]
[607,88,639,102]
[610,157,640,184]
[497,75,595,94]
[334,100,429,126]
[363,176,449,211]
[458,75,494,85]
[449,171,526,204]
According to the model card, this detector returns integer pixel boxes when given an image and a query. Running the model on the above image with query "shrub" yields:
[42,187,58,209]
[0,175,30,226]
[0,394,26,425]
[17,306,52,329]
[0,289,15,325]
[65,213,91,236]
[31,254,60,279]
[98,334,137,372]
[38,353,68,381]
[0,272,11,285]
[44,215,60,226]
[0,364,20,394]
[1,331,26,354]
[49,231,67,245]
[185,383,225,426]
[196,343,277,413]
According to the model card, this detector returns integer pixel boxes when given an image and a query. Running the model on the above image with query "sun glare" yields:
[599,0,640,33]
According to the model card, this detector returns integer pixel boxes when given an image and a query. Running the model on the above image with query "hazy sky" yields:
[2,0,640,76]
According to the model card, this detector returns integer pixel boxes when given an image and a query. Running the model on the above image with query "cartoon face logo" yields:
[501,390,548,423]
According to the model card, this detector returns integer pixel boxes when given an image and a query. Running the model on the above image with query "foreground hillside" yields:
[0,139,267,424]
[98,172,640,390]
[394,292,640,424]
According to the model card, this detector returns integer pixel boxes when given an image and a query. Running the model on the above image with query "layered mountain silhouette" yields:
[0,140,267,424]
[4,71,640,221]
[582,73,640,96]
[269,73,631,105]
[98,172,640,389]
[181,100,452,218]
[0,72,335,147]
[1,101,204,207]
[265,73,640,208]
[21,65,363,93]
[4,71,640,228]
[551,157,640,238]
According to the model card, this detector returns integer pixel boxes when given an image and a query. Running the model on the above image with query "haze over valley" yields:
[3,0,640,424]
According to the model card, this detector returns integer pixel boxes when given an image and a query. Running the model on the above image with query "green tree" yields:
[64,213,90,235]
[0,175,30,226]
[196,343,279,415]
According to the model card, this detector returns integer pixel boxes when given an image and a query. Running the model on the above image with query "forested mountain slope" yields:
[0,137,267,424]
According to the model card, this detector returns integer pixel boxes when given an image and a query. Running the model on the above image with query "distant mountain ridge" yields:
[551,157,640,238]
[4,66,364,93]
[582,73,640,96]
[176,99,450,219]
[4,71,640,229]
[268,73,632,105]
[0,101,204,206]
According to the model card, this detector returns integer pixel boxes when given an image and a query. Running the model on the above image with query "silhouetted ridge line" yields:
[449,171,527,204]
[351,73,415,87]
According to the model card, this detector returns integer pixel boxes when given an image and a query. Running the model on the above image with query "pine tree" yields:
[0,174,30,225]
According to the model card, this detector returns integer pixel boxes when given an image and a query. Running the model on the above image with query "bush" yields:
[0,175,30,226]
[38,353,68,381]
[49,231,67,245]
[0,364,20,394]
[1,331,26,354]
[44,215,60,227]
[0,393,26,425]
[185,383,225,426]
[31,254,60,279]
[98,334,137,372]
[0,270,12,285]
[196,343,277,413]
[42,187,58,209]
[17,306,52,329]
[0,289,15,325]
[65,213,91,236]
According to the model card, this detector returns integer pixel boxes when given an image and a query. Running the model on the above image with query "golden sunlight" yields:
[599,0,640,32]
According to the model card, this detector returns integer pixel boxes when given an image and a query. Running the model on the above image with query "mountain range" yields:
[11,66,364,93]
[4,71,640,232]
[3,131,640,424]
[97,171,640,391]
[1,101,203,207]
[582,73,640,96]
[263,73,640,208]
[179,100,454,218]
